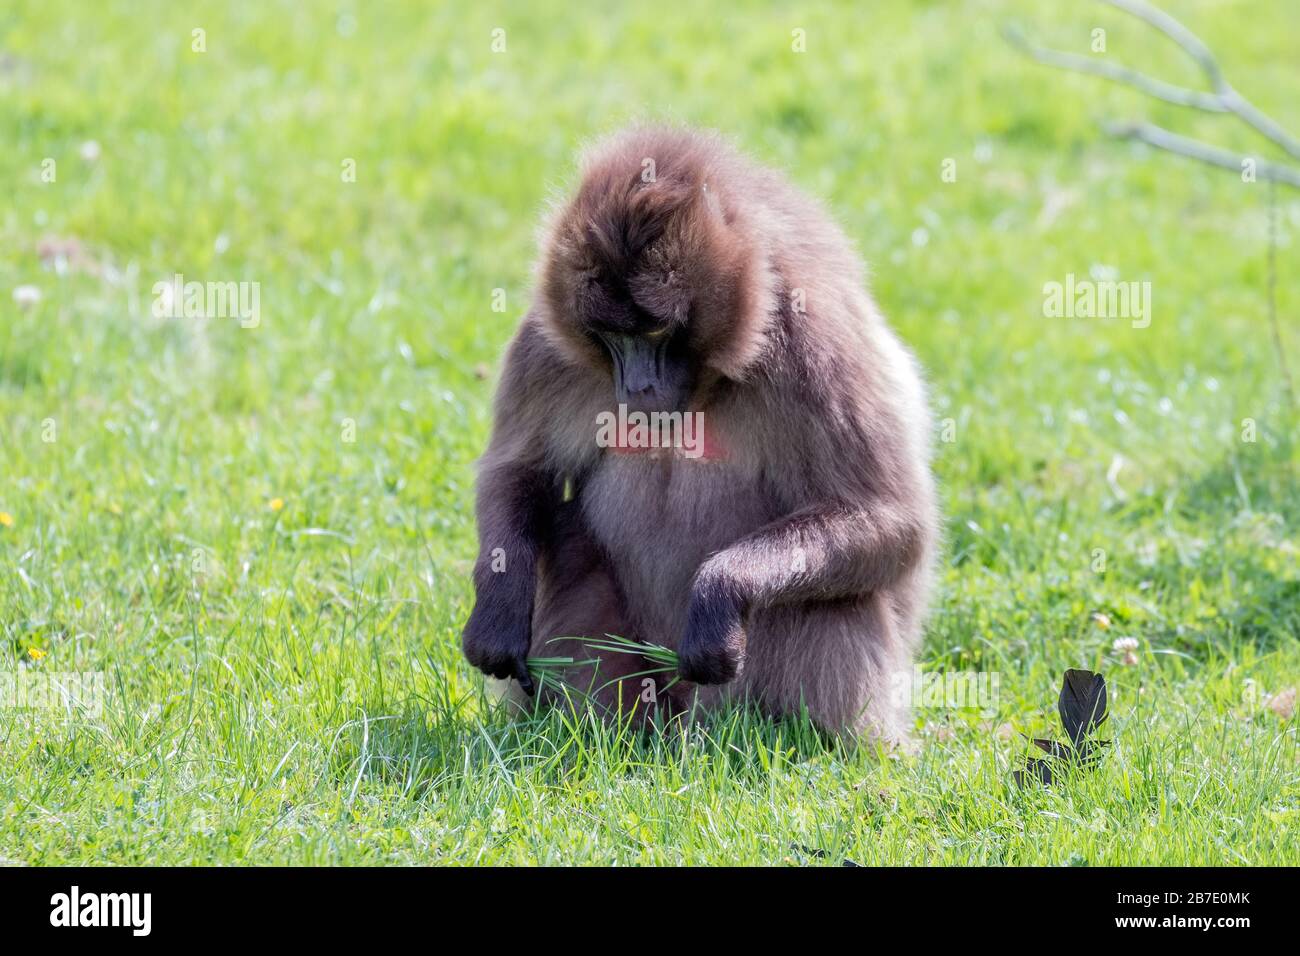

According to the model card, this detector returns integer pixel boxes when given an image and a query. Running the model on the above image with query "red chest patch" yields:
[595,407,728,461]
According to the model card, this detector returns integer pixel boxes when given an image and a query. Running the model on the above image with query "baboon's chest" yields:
[580,452,776,619]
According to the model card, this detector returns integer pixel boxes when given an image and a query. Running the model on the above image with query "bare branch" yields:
[1002,23,1227,112]
[1103,120,1300,189]
[1100,0,1227,91]
[1007,0,1300,163]
[1102,0,1300,161]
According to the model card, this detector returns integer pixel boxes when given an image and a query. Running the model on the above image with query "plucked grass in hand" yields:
[527,634,681,699]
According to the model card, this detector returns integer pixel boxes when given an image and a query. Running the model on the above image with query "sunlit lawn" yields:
[0,0,1297,864]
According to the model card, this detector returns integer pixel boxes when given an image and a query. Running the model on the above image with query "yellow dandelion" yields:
[0,511,13,528]
[28,647,47,661]
[269,498,285,512]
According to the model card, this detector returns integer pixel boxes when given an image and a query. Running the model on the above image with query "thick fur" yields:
[463,125,939,744]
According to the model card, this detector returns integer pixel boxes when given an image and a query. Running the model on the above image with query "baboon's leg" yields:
[682,593,913,746]
[501,504,671,722]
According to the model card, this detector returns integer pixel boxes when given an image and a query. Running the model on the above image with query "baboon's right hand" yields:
[462,601,534,696]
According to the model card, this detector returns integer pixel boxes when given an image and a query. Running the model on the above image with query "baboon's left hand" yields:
[677,586,746,685]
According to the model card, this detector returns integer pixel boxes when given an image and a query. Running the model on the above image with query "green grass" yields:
[1,0,1298,865]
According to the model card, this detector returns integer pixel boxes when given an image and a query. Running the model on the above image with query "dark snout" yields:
[601,331,691,413]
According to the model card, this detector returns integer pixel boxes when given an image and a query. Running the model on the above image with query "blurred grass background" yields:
[0,0,1296,864]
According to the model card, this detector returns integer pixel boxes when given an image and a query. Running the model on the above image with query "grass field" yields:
[1,0,1297,865]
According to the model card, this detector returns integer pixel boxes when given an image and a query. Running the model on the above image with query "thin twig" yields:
[1101,0,1300,161]
[1104,120,1300,189]
[1101,0,1227,90]
[1007,0,1300,165]
[1265,179,1297,412]
[1002,23,1227,112]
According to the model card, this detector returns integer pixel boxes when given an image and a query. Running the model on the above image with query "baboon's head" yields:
[538,127,774,413]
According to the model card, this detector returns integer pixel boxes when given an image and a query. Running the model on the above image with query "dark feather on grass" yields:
[1030,737,1073,759]
[1058,668,1108,747]
[1013,670,1110,789]
[1013,758,1055,787]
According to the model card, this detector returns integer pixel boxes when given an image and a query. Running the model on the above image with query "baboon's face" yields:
[568,246,698,415]
[540,169,760,413]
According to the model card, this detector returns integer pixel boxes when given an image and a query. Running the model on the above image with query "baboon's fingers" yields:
[514,660,536,697]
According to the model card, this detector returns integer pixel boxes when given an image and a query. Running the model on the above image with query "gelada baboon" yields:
[462,125,938,744]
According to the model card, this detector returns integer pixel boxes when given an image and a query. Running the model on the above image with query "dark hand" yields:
[677,583,746,685]
[462,600,535,696]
